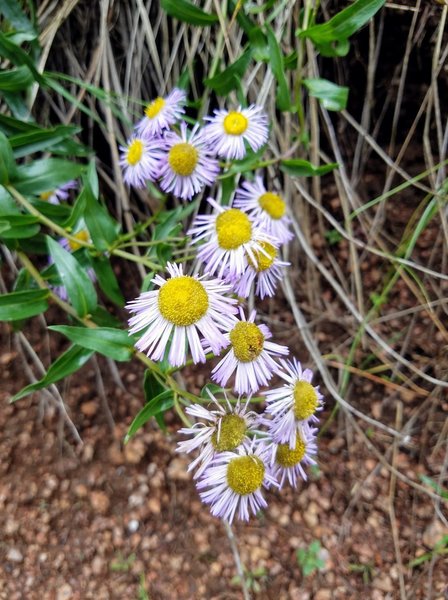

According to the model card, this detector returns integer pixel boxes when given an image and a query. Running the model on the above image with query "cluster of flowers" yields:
[124,90,324,523]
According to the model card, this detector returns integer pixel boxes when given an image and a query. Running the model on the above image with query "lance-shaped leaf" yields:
[49,325,134,362]
[303,78,349,111]
[125,390,174,443]
[161,0,218,25]
[47,236,97,317]
[280,159,338,177]
[0,289,49,321]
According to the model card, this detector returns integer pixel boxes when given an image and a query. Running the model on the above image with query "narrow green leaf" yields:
[303,78,349,111]
[11,345,94,402]
[125,390,174,443]
[12,159,84,196]
[266,26,290,111]
[0,32,43,83]
[299,0,386,48]
[47,236,97,317]
[280,159,338,177]
[0,214,40,238]
[0,0,38,38]
[89,255,124,307]
[48,325,134,361]
[0,289,49,321]
[200,383,226,399]
[83,175,119,251]
[10,125,82,158]
[160,0,218,25]
[143,369,165,403]
[204,50,252,95]
[0,131,17,185]
[0,66,34,92]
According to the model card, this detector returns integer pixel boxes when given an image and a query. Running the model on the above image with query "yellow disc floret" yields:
[40,191,53,201]
[293,380,318,420]
[258,192,286,219]
[211,415,247,452]
[276,437,306,468]
[145,97,165,119]
[127,139,144,166]
[158,276,209,326]
[230,322,265,362]
[168,143,198,176]
[223,111,249,136]
[227,455,265,495]
[216,209,252,250]
[68,230,90,251]
[247,241,277,272]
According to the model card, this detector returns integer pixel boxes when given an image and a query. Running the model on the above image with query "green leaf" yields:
[0,131,17,185]
[48,325,134,361]
[12,159,84,196]
[89,255,124,307]
[280,159,338,177]
[160,0,218,25]
[0,66,34,92]
[125,390,174,443]
[0,32,43,83]
[47,236,97,317]
[0,214,40,239]
[10,124,82,158]
[0,0,38,38]
[11,345,94,402]
[200,383,226,399]
[143,369,165,402]
[303,78,349,111]
[299,0,385,57]
[204,50,252,95]
[0,289,49,321]
[266,26,290,111]
[83,170,119,251]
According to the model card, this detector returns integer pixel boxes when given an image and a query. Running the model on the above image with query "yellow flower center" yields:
[293,380,318,420]
[68,230,89,251]
[127,139,144,166]
[258,192,286,220]
[247,241,277,272]
[168,142,198,176]
[158,276,209,326]
[40,191,53,201]
[145,96,165,119]
[230,322,265,362]
[276,437,306,468]
[223,111,248,136]
[211,415,247,452]
[227,455,265,495]
[216,209,252,250]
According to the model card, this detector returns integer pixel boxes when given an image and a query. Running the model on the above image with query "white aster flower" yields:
[204,105,269,159]
[39,180,77,205]
[233,176,293,244]
[158,122,219,201]
[136,88,187,137]
[211,309,289,395]
[264,358,324,449]
[176,394,257,479]
[233,240,290,299]
[120,135,164,188]
[197,441,278,523]
[269,425,318,488]
[126,262,237,368]
[188,197,275,281]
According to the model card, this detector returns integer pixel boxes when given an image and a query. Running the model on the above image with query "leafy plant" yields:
[296,540,326,577]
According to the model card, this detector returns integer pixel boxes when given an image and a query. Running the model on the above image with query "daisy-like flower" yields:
[233,176,293,244]
[39,180,77,205]
[269,425,318,488]
[204,105,269,160]
[189,198,275,281]
[136,88,187,138]
[264,358,324,449]
[176,393,257,478]
[158,122,219,201]
[119,135,164,188]
[126,262,237,368]
[233,240,290,299]
[197,441,278,523]
[211,309,289,395]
